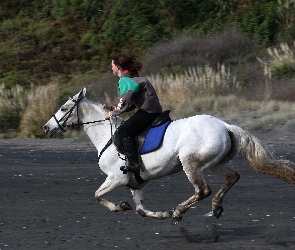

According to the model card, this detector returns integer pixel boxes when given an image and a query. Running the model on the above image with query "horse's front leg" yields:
[131,188,173,219]
[95,175,133,212]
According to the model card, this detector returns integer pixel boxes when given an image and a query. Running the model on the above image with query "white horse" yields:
[43,88,295,224]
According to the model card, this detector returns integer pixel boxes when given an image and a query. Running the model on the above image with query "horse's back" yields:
[171,114,229,140]
[166,115,231,163]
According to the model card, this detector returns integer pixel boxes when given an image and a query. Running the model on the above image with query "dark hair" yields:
[112,54,143,77]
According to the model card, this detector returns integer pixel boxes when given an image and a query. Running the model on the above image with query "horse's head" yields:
[43,88,86,137]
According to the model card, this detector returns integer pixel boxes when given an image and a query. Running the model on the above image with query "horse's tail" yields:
[226,124,295,184]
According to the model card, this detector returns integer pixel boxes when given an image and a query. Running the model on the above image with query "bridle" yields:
[53,95,124,168]
[53,96,107,132]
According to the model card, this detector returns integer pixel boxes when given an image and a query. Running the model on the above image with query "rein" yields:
[66,119,107,128]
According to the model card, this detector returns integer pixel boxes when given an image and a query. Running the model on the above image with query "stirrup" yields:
[120,165,140,174]
[120,159,130,174]
[120,161,140,174]
[120,165,128,174]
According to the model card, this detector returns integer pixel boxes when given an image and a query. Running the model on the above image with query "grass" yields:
[258,42,295,77]
[19,84,60,138]
[150,64,240,105]
[167,95,295,131]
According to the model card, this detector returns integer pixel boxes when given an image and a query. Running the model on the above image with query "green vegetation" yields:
[1,0,295,87]
[1,0,295,137]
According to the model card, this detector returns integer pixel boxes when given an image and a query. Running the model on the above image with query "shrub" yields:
[0,84,29,132]
[0,106,20,132]
[19,84,59,138]
[268,77,295,101]
[142,29,258,75]
[267,42,295,76]
[1,71,32,88]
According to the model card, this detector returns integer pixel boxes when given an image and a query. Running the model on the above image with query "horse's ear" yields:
[78,88,86,99]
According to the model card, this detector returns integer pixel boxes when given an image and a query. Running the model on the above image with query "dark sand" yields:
[1,127,295,249]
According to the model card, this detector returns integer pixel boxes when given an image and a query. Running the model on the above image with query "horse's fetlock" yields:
[137,208,146,217]
[212,197,221,207]
[175,204,185,212]
[172,205,184,218]
[95,196,102,202]
[204,187,212,197]
[167,208,175,216]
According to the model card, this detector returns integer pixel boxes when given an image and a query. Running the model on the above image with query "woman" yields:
[103,54,162,174]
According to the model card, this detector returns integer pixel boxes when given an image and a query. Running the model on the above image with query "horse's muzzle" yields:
[43,124,49,134]
[43,124,59,137]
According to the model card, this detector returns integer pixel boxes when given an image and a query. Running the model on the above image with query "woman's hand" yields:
[102,104,114,111]
[103,104,114,119]
[104,112,112,120]
[102,104,110,110]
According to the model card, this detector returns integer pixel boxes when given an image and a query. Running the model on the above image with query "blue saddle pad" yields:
[140,121,171,154]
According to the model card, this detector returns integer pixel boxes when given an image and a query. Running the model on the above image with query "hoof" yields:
[172,216,182,225]
[119,201,133,211]
[213,206,224,219]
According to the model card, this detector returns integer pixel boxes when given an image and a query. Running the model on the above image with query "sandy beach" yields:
[1,127,295,249]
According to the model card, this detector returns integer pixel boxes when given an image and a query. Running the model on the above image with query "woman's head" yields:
[111,54,143,77]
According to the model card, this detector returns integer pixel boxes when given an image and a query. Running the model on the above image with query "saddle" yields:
[113,110,172,155]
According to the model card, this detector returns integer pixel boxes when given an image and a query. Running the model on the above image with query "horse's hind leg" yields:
[209,165,240,218]
[171,169,212,225]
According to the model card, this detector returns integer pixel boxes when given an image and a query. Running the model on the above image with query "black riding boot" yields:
[121,136,140,173]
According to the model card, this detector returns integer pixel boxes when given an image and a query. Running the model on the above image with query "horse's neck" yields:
[79,99,121,150]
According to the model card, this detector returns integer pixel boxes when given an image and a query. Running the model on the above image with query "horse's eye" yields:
[60,107,67,112]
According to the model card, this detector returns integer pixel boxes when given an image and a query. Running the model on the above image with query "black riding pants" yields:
[117,110,161,140]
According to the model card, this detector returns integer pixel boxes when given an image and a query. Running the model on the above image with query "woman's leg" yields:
[118,110,160,138]
[118,110,160,173]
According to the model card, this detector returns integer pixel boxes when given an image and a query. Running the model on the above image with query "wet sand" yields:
[1,128,295,249]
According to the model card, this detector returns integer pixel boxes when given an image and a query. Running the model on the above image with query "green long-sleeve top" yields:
[111,74,162,116]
